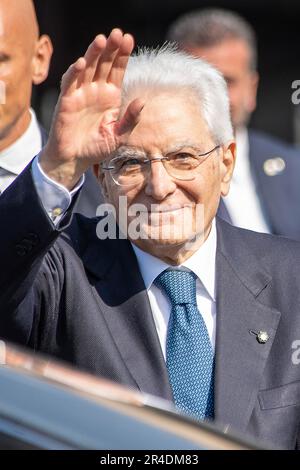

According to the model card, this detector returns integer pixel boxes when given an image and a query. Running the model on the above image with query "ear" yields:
[220,141,236,197]
[93,164,100,179]
[32,35,53,85]
[93,164,109,199]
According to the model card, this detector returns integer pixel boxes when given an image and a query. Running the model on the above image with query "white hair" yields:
[122,44,234,144]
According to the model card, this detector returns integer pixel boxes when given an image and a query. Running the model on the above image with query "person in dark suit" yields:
[0,0,53,193]
[167,8,300,240]
[0,0,102,214]
[1,29,300,449]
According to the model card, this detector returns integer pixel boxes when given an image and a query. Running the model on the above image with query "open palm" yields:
[41,30,143,188]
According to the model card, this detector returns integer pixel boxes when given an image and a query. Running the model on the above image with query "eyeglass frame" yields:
[101,144,221,186]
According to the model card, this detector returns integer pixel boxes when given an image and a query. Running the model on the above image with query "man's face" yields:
[102,92,235,263]
[0,1,52,150]
[184,39,258,129]
[0,12,34,141]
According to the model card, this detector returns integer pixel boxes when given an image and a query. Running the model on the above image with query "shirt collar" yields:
[132,219,217,301]
[0,109,42,175]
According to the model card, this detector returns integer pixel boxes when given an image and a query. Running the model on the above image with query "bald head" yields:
[0,0,53,150]
[0,0,39,51]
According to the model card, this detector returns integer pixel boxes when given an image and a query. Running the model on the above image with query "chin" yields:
[134,237,186,256]
[135,224,203,252]
[144,222,194,240]
[150,237,190,247]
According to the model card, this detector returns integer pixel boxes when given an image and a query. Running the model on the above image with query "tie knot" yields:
[154,269,197,306]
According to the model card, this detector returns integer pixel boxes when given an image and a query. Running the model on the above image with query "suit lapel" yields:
[248,130,292,236]
[81,231,173,401]
[214,219,281,431]
[216,197,232,224]
[71,215,282,424]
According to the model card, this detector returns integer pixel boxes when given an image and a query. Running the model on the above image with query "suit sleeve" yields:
[0,164,75,345]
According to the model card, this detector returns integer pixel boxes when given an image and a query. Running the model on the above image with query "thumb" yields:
[115,98,145,136]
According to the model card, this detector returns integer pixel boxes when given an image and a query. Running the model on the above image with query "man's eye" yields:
[170,153,199,169]
[173,153,195,161]
[115,158,143,173]
[0,54,10,63]
[225,77,236,86]
[120,158,141,168]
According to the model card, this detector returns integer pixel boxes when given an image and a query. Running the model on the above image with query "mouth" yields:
[138,205,194,214]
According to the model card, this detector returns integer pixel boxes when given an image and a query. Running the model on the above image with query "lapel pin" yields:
[249,330,270,344]
[257,331,269,344]
[263,157,286,176]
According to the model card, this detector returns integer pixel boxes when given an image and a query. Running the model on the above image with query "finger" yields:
[61,57,86,96]
[79,34,107,85]
[115,98,145,136]
[107,33,134,87]
[93,28,124,82]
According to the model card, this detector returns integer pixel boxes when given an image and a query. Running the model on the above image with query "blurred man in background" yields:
[167,8,300,240]
[0,0,102,214]
[0,0,52,193]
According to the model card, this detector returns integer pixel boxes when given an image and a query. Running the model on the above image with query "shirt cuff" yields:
[32,154,85,224]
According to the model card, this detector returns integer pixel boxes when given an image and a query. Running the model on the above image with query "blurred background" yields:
[33,0,300,145]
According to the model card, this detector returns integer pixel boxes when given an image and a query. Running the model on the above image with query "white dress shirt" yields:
[31,156,84,223]
[30,157,217,360]
[132,222,217,359]
[0,109,42,193]
[224,127,270,233]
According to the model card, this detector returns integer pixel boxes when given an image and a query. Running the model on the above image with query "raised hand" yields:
[40,29,144,189]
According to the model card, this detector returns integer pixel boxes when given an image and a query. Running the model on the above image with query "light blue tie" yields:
[154,269,214,421]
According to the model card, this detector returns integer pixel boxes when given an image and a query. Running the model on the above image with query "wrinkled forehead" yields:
[121,91,214,153]
[111,140,210,157]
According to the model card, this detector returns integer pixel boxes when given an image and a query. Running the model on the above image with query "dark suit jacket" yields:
[40,125,103,218]
[218,129,300,241]
[1,166,300,449]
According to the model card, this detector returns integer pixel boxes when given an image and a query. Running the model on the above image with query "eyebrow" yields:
[166,142,206,153]
[112,147,146,159]
[114,141,207,157]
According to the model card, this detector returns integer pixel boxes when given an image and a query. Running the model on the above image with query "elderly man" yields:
[0,29,300,449]
[0,0,102,214]
[167,9,300,239]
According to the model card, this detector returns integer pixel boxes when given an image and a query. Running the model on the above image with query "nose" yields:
[144,160,177,201]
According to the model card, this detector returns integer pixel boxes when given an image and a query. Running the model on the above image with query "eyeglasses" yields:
[101,145,221,186]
